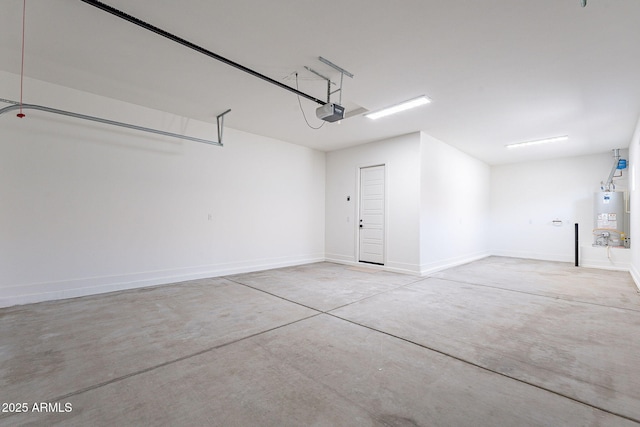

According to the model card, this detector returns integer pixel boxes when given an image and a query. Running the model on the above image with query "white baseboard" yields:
[420,252,491,276]
[325,254,420,276]
[325,254,421,276]
[630,263,640,293]
[579,246,631,271]
[0,254,324,308]
[492,247,631,271]
[490,249,575,263]
[326,252,491,277]
[384,262,422,276]
[6,250,632,308]
[324,253,356,265]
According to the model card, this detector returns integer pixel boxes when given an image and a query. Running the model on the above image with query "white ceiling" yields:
[1,0,639,164]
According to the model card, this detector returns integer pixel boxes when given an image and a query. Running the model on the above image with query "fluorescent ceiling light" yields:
[365,96,431,120]
[505,135,569,149]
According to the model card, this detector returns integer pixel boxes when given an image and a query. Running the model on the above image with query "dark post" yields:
[574,223,579,267]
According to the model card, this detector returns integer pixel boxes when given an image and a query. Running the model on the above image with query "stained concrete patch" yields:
[331,277,640,422]
[0,277,317,405]
[5,315,636,427]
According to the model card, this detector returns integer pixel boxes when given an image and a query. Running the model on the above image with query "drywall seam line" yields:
[327,313,640,425]
[0,313,321,421]
[433,276,640,313]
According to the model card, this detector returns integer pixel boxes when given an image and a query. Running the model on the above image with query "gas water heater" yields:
[593,191,625,246]
[593,149,629,247]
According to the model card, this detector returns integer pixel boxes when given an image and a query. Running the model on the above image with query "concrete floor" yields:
[1,257,639,426]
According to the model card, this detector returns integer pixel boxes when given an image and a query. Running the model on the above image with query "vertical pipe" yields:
[327,79,331,104]
[575,223,579,267]
[17,0,27,118]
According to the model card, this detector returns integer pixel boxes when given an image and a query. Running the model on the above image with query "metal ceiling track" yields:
[0,98,230,146]
[79,0,327,106]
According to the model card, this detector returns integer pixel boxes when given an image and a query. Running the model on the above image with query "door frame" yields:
[355,162,388,266]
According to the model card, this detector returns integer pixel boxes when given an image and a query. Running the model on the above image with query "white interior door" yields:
[359,165,385,265]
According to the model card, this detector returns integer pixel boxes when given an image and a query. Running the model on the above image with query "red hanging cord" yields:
[17,0,26,118]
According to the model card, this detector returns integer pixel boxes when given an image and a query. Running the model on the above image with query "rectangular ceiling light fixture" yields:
[505,135,569,149]
[365,96,431,120]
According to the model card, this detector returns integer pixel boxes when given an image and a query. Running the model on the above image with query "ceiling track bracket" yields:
[0,98,229,146]
[216,109,231,145]
[304,57,353,105]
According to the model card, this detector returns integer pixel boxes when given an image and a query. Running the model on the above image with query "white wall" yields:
[420,133,491,274]
[490,152,631,269]
[325,133,422,274]
[325,131,491,276]
[0,73,325,307]
[629,115,640,290]
[4,72,635,306]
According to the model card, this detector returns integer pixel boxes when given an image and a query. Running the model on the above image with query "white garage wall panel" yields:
[0,73,325,307]
[419,133,491,274]
[325,131,491,276]
[490,152,631,269]
[629,115,640,290]
[325,133,422,274]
